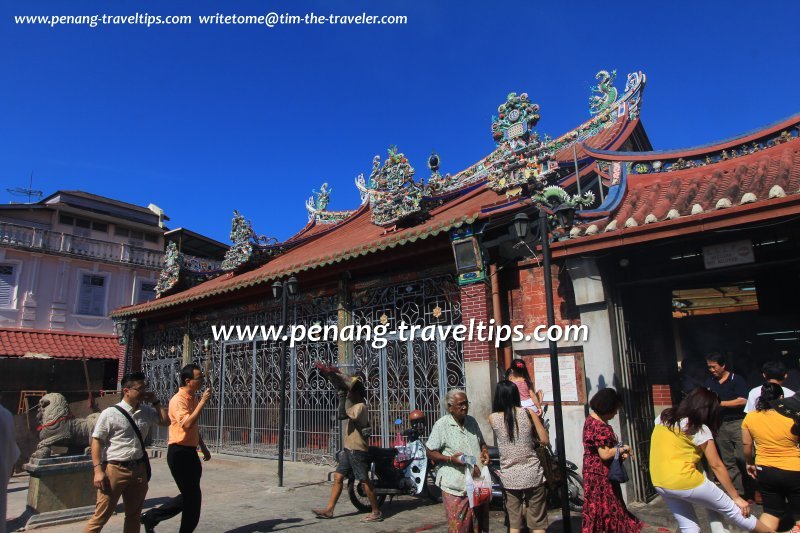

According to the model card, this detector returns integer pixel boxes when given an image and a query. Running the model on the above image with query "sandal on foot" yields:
[360,512,383,523]
[311,509,333,519]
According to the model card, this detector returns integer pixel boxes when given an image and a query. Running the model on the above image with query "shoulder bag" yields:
[113,406,152,481]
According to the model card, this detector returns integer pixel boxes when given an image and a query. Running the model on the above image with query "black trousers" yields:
[144,444,202,533]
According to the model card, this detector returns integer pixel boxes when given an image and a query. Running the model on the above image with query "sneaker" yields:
[360,512,383,523]
[141,513,157,533]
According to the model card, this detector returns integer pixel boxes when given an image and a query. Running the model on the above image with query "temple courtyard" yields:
[6,452,754,532]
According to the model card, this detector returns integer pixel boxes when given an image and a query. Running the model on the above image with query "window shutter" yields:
[78,274,106,316]
[0,265,15,307]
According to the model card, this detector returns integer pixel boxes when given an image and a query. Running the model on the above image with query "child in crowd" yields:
[506,359,544,415]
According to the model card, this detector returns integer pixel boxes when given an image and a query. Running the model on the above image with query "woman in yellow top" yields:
[649,388,774,533]
[742,383,800,533]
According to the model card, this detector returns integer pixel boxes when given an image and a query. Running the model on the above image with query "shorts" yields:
[505,485,547,530]
[335,448,371,481]
[755,465,800,518]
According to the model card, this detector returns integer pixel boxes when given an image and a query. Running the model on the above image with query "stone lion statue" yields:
[30,393,100,460]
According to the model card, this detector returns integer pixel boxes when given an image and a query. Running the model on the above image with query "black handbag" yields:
[608,445,629,484]
[113,406,152,481]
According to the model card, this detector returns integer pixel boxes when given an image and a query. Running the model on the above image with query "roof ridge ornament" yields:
[221,210,283,273]
[305,182,354,224]
[486,92,558,196]
[532,185,595,210]
[589,70,618,116]
[367,146,426,228]
[155,241,183,297]
[423,152,458,195]
[155,242,224,298]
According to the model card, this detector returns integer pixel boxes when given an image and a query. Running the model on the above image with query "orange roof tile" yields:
[0,328,121,360]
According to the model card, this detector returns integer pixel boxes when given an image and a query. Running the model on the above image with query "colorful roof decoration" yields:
[0,328,120,360]
[305,183,355,225]
[561,116,800,244]
[114,69,653,317]
[365,147,426,228]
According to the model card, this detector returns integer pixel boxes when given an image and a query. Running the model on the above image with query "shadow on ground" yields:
[225,517,304,532]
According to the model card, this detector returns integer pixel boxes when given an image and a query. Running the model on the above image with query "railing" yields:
[0,221,165,269]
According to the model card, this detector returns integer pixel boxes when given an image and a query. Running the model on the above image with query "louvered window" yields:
[0,264,15,307]
[77,274,107,316]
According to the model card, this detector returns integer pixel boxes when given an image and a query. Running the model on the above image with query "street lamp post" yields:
[272,276,299,488]
[537,207,572,527]
[508,206,574,527]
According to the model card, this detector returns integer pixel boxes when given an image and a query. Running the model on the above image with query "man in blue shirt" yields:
[705,352,749,496]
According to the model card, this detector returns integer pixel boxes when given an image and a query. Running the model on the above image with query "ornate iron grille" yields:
[139,276,463,464]
[352,275,464,446]
[141,325,184,446]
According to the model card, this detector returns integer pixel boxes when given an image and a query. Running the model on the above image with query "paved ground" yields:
[6,452,759,532]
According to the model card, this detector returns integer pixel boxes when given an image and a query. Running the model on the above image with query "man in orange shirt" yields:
[142,364,212,533]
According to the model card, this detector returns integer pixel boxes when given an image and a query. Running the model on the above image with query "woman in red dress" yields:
[582,388,643,533]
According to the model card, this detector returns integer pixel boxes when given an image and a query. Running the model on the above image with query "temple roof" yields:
[555,115,800,252]
[112,185,508,317]
[112,70,650,318]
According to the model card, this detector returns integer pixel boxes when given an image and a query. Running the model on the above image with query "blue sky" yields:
[2,1,799,243]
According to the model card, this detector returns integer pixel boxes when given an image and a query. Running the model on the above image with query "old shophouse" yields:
[0,191,226,412]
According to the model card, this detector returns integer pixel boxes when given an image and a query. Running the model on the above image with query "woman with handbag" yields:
[489,380,549,533]
[649,387,774,533]
[582,388,643,533]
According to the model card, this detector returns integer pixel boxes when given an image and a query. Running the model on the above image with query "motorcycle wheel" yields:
[566,470,584,512]
[421,466,442,504]
[347,478,387,512]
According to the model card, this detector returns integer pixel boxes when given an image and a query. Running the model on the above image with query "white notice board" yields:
[533,355,579,402]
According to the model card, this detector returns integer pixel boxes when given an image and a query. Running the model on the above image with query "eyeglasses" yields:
[450,401,470,408]
[128,386,147,392]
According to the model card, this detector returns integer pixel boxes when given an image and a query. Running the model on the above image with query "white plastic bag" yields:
[465,465,492,508]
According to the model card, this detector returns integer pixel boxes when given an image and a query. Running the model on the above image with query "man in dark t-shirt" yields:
[705,352,749,496]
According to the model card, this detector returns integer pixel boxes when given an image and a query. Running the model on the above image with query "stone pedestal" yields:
[23,455,96,528]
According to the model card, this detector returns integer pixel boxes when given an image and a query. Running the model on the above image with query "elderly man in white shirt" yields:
[744,361,795,413]
[83,371,169,533]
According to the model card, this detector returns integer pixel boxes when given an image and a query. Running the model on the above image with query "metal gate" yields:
[140,274,464,465]
[613,292,657,502]
[142,356,180,446]
[352,275,464,445]
[202,336,340,465]
[354,335,460,447]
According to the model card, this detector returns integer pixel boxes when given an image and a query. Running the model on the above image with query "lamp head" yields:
[286,276,299,297]
[271,280,283,300]
[510,212,530,241]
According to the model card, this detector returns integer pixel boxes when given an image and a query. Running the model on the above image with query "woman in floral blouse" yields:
[426,389,491,533]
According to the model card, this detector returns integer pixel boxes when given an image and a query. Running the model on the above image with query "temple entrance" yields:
[605,222,800,502]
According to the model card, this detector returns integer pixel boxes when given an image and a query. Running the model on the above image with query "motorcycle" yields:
[346,411,441,511]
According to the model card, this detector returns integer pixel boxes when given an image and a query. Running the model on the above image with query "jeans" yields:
[656,478,757,533]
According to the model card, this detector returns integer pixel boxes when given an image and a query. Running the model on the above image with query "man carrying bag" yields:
[84,372,169,533]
